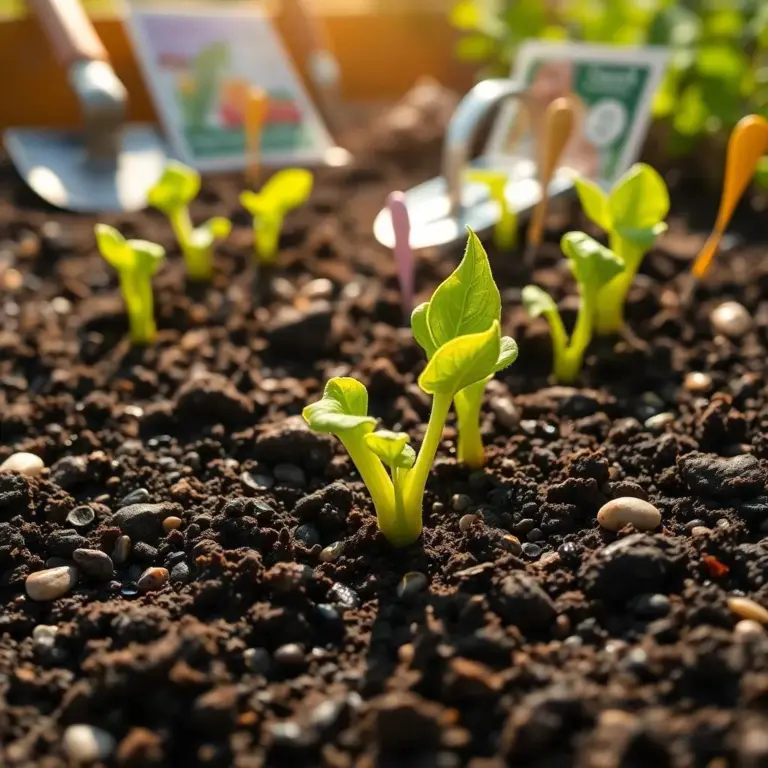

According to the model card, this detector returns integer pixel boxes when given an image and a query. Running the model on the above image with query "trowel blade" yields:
[4,124,166,212]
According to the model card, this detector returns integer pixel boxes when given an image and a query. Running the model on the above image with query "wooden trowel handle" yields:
[28,0,108,69]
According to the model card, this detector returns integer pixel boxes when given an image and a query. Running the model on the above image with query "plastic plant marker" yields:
[387,191,414,322]
[692,115,768,280]
[466,169,517,250]
[526,97,576,260]
[245,87,269,187]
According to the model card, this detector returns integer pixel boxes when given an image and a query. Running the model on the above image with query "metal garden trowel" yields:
[373,79,575,250]
[4,0,166,212]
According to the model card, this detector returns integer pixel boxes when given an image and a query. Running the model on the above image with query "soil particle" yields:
[175,372,253,426]
[254,415,334,471]
[491,571,557,631]
[46,529,88,557]
[678,452,765,499]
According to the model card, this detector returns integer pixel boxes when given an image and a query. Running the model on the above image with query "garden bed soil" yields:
[2,105,768,768]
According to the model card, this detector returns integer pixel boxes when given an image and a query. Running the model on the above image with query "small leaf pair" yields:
[523,232,624,384]
[574,163,669,334]
[94,225,165,345]
[148,161,232,282]
[240,169,314,265]
[303,229,518,548]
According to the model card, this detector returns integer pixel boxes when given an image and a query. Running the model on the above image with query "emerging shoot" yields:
[240,169,314,264]
[574,163,669,334]
[523,232,624,384]
[303,230,518,548]
[466,169,517,250]
[94,224,165,345]
[148,160,232,282]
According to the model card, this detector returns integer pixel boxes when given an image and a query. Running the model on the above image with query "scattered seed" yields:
[0,452,45,477]
[137,567,169,592]
[32,624,58,648]
[501,535,523,556]
[451,494,472,513]
[397,571,428,599]
[66,505,95,528]
[25,566,78,601]
[710,300,751,338]
[728,596,768,624]
[163,516,182,532]
[684,372,712,394]
[62,724,115,764]
[319,541,344,563]
[112,535,131,564]
[690,526,711,538]
[597,498,662,532]
[644,412,675,431]
[459,514,478,532]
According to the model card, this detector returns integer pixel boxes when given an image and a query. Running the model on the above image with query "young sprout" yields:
[240,169,314,264]
[94,224,165,345]
[466,169,517,249]
[411,229,517,469]
[303,230,517,547]
[574,163,669,334]
[147,160,232,282]
[523,232,624,384]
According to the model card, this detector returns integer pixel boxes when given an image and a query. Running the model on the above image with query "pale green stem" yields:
[254,214,283,265]
[594,233,646,335]
[454,381,486,469]
[494,203,517,250]
[170,209,213,281]
[554,292,593,384]
[120,272,155,345]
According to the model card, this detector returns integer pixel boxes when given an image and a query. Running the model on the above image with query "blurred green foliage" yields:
[451,0,768,176]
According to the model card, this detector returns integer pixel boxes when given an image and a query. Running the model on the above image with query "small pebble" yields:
[170,562,191,583]
[319,541,344,563]
[734,619,765,638]
[644,412,675,431]
[684,372,712,394]
[631,593,670,618]
[112,535,131,564]
[66,505,95,528]
[557,541,579,560]
[25,566,78,601]
[301,278,333,300]
[274,643,305,666]
[491,397,520,430]
[459,514,478,532]
[295,523,320,547]
[120,488,150,506]
[0,452,45,477]
[273,463,307,486]
[33,624,58,648]
[597,498,662,532]
[244,647,271,673]
[451,494,472,513]
[728,596,768,624]
[329,582,360,609]
[137,567,169,592]
[691,526,711,538]
[501,535,522,556]
[73,549,114,581]
[62,724,115,764]
[163,516,182,532]
[522,543,542,559]
[431,501,445,514]
[397,571,428,599]
[710,301,751,338]
[527,527,545,543]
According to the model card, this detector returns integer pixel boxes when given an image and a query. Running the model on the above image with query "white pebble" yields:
[734,619,766,638]
[0,452,45,477]
[25,566,78,601]
[62,724,116,763]
[710,301,751,338]
[597,498,662,532]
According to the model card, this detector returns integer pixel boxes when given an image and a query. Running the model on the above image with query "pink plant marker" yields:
[387,191,414,323]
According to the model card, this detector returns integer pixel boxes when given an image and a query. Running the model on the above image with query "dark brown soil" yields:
[2,107,768,768]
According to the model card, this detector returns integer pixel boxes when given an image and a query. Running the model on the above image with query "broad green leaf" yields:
[302,377,376,435]
[426,228,501,348]
[261,169,314,213]
[411,302,437,359]
[495,335,518,372]
[240,190,270,217]
[419,321,501,396]
[450,0,481,30]
[127,240,166,276]
[364,430,416,470]
[147,161,200,214]
[608,164,670,231]
[573,176,611,231]
[614,221,668,249]
[95,224,131,271]
[522,285,558,319]
[561,232,625,293]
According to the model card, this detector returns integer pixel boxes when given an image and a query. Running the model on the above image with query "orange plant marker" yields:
[526,96,576,257]
[245,87,269,188]
[692,115,768,280]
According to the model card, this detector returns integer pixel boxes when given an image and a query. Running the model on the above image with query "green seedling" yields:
[412,229,517,469]
[94,224,165,345]
[466,169,517,249]
[303,230,517,547]
[240,169,314,264]
[574,163,669,334]
[523,232,624,384]
[148,161,232,282]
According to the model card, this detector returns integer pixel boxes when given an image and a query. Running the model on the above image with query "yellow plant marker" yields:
[245,87,269,188]
[466,169,517,250]
[692,115,768,280]
[526,96,576,260]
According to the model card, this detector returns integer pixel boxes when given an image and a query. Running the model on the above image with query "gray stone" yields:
[73,549,114,580]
